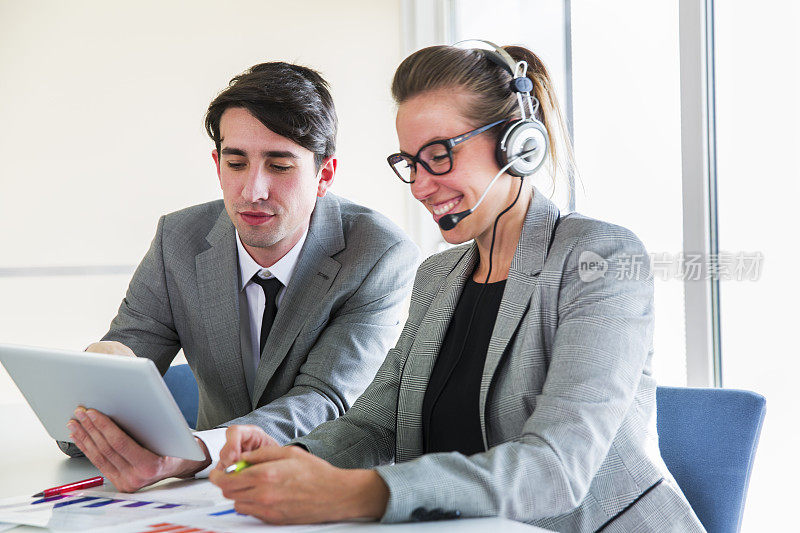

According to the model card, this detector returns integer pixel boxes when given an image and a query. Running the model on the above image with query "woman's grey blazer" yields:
[294,189,705,532]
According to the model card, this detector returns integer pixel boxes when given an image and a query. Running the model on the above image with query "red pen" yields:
[31,476,104,498]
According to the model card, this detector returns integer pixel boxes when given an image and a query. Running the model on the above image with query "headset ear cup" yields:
[496,119,549,177]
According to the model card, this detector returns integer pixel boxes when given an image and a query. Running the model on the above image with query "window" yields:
[714,1,799,528]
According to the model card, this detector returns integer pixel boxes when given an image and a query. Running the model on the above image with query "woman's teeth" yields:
[432,198,460,215]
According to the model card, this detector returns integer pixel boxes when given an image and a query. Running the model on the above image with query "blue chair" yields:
[163,364,199,429]
[656,386,766,533]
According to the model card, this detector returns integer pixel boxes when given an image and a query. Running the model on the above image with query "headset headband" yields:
[452,39,537,120]
[453,39,518,75]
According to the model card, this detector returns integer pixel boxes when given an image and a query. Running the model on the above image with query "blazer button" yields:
[411,508,460,521]
[411,507,431,521]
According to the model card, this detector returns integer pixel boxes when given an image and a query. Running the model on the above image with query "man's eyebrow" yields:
[262,150,299,159]
[220,147,246,157]
[219,147,299,159]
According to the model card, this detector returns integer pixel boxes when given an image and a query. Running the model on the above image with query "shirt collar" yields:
[236,229,308,291]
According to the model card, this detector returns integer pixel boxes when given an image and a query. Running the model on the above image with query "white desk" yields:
[0,403,550,532]
[0,403,100,498]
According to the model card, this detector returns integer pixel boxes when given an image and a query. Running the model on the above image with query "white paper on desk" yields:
[0,488,210,531]
[134,477,227,504]
[93,503,345,532]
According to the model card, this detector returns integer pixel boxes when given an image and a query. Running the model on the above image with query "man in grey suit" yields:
[65,61,419,492]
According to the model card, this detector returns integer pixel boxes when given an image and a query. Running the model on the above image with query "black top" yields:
[422,278,506,455]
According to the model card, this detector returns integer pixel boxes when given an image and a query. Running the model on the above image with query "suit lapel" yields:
[196,210,251,415]
[251,196,344,407]
[396,244,477,462]
[478,188,561,447]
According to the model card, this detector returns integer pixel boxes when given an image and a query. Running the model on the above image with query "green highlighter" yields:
[224,460,251,474]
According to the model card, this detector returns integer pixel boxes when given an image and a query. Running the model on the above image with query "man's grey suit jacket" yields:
[294,190,705,531]
[101,193,419,440]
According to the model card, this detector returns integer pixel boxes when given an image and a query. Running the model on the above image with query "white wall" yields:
[0,0,408,403]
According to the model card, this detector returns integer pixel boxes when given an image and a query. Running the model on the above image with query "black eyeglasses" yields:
[386,120,505,183]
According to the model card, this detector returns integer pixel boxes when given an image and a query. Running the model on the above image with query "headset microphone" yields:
[437,210,468,232]
[437,147,538,231]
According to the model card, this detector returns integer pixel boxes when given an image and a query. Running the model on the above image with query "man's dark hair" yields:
[205,62,337,169]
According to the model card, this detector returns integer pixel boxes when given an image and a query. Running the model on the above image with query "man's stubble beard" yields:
[237,222,285,250]
[227,200,285,250]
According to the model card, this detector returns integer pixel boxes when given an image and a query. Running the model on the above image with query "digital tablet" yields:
[0,343,206,461]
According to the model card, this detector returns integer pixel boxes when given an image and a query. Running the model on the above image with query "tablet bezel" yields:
[0,343,206,461]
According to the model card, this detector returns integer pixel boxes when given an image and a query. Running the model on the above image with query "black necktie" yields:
[251,275,283,355]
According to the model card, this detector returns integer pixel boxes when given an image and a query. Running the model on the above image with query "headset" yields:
[437,39,549,231]
[457,39,550,178]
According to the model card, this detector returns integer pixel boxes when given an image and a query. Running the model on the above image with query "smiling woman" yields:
[208,42,706,531]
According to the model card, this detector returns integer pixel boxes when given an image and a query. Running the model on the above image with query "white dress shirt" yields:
[193,228,308,477]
